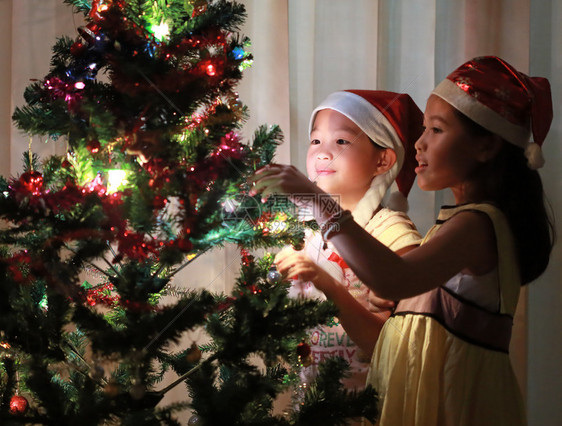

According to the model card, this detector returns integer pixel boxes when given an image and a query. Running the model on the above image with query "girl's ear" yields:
[477,135,504,163]
[375,148,397,175]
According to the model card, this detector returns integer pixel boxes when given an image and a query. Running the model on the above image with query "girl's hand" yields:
[274,247,336,293]
[367,292,396,313]
[249,164,319,202]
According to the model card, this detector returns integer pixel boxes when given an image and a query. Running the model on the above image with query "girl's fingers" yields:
[249,164,310,197]
[275,250,305,270]
[367,293,396,312]
[274,247,297,264]
[249,177,281,197]
[287,264,316,282]
[250,165,279,181]
[275,256,297,275]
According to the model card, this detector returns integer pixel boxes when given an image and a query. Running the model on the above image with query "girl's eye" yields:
[310,139,320,145]
[422,125,442,134]
[336,139,350,145]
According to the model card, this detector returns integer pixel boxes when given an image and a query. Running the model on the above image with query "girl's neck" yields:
[451,181,490,205]
[337,194,362,212]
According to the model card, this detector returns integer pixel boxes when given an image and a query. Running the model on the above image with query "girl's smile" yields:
[307,109,386,210]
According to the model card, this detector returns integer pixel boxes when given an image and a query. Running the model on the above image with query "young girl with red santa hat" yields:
[275,90,423,404]
[253,56,554,425]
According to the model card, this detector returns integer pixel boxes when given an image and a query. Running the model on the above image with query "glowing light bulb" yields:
[107,169,128,193]
[74,81,86,90]
[151,22,170,41]
[206,64,216,76]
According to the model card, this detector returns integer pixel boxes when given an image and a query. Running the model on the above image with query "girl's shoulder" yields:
[366,207,417,232]
[366,207,422,252]
[427,203,501,277]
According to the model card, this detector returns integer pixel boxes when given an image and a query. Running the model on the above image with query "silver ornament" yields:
[266,265,282,284]
[188,414,202,425]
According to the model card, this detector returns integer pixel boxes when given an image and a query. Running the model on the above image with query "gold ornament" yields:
[103,380,120,398]
[301,354,313,367]
[185,342,202,363]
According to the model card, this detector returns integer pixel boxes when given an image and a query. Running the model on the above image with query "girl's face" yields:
[306,109,387,209]
[415,95,487,203]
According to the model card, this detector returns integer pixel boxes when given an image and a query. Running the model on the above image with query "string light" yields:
[107,169,129,193]
[205,64,217,76]
[151,22,170,41]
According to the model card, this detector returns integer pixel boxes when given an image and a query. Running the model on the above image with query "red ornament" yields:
[19,171,44,195]
[153,195,166,209]
[87,138,101,154]
[70,41,87,56]
[89,0,110,21]
[78,23,100,46]
[190,0,208,17]
[9,395,29,415]
[297,341,311,358]
[176,236,193,253]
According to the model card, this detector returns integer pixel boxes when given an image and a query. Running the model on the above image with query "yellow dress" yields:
[366,203,526,426]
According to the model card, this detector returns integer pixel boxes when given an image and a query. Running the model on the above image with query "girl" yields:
[278,90,423,396]
[252,56,554,425]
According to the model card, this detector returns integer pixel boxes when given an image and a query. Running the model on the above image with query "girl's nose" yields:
[414,133,425,152]
[317,150,332,160]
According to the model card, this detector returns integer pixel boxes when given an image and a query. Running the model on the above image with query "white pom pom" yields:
[386,191,409,212]
[525,143,545,170]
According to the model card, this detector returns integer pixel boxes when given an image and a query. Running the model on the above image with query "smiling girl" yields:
[271,90,423,402]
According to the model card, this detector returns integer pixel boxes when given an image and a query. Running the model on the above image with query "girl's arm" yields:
[327,207,497,300]
[251,165,498,300]
[275,248,389,356]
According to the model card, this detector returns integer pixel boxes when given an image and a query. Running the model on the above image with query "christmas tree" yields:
[0,1,378,424]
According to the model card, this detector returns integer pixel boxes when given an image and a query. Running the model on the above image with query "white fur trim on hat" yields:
[309,91,405,227]
[432,79,531,148]
[525,142,545,169]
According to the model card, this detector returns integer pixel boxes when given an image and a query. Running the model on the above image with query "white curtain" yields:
[2,1,561,424]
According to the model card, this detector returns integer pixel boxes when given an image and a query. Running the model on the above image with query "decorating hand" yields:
[275,247,336,294]
[249,164,321,203]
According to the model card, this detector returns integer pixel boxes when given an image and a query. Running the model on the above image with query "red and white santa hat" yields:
[309,90,423,225]
[432,56,553,169]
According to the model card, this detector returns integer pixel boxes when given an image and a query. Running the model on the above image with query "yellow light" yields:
[107,169,128,193]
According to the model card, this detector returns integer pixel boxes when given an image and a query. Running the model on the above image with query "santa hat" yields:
[309,90,423,226]
[432,56,553,169]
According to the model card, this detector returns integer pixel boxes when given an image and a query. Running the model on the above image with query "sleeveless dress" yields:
[290,208,421,391]
[366,203,526,426]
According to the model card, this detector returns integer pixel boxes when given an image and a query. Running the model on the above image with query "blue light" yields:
[232,47,245,60]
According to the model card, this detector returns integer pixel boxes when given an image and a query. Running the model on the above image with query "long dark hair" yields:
[455,110,556,284]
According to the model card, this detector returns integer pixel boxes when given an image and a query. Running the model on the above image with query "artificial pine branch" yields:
[0,1,381,424]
